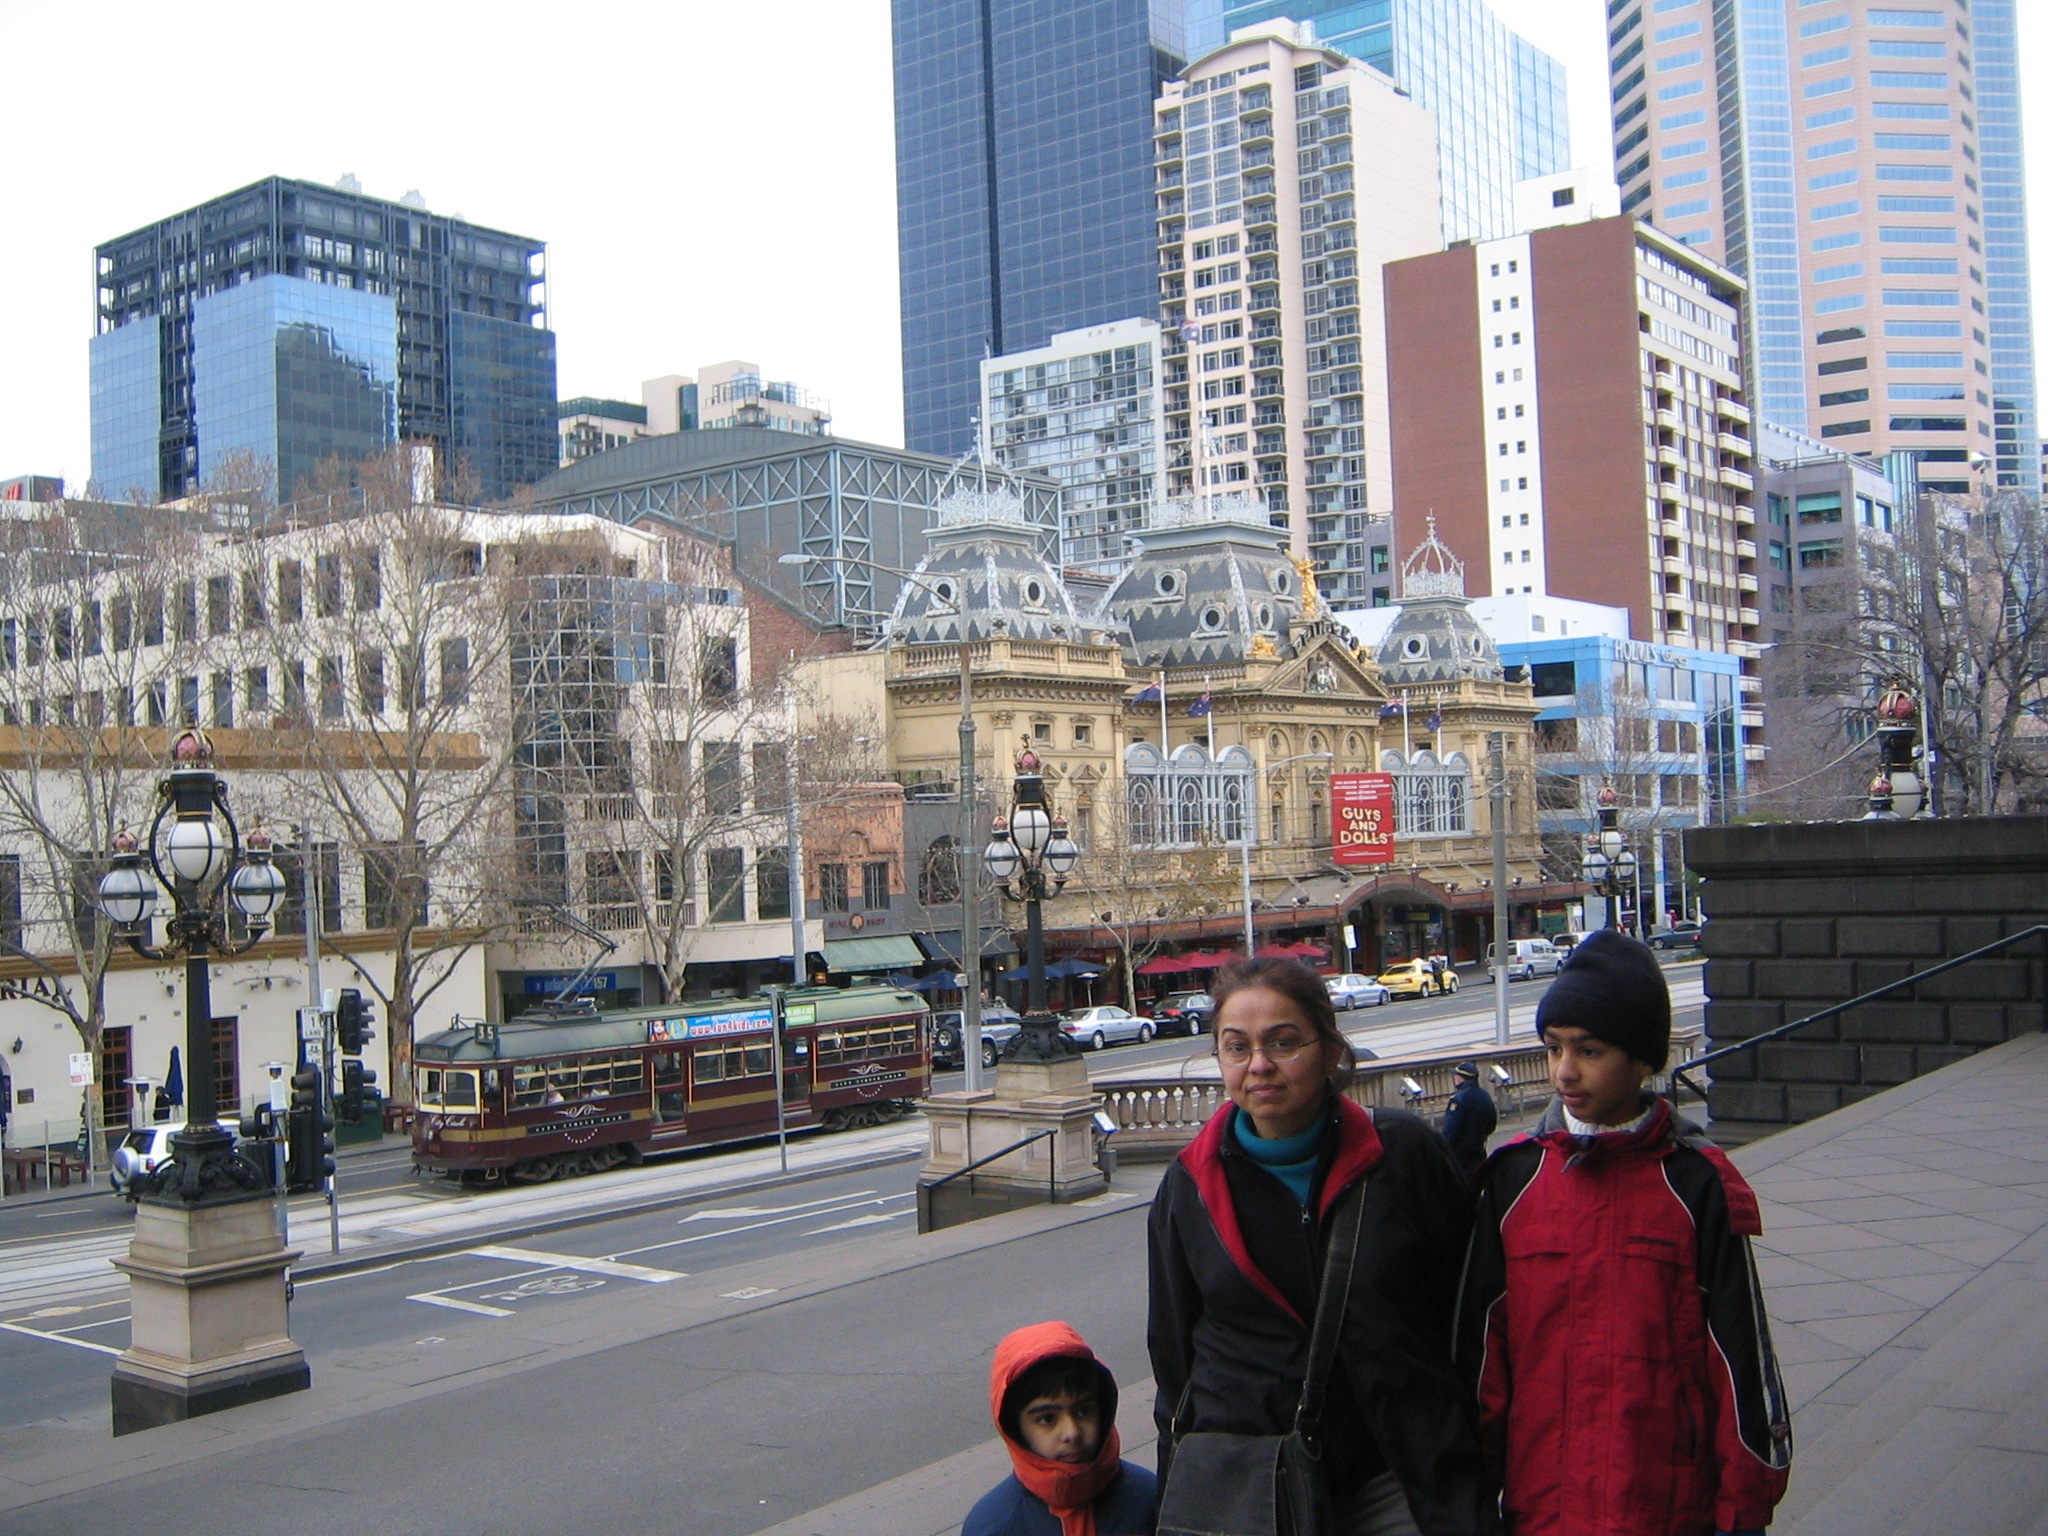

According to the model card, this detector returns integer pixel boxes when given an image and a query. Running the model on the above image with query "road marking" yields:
[406,1292,515,1318]
[804,1204,914,1235]
[608,1196,902,1259]
[678,1191,876,1222]
[0,1320,123,1355]
[720,1286,779,1300]
[466,1245,681,1283]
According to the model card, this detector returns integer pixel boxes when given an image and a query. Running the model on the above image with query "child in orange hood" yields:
[964,1321,1159,1536]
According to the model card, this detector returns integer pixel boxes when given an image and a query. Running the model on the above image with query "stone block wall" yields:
[1684,816,2048,1140]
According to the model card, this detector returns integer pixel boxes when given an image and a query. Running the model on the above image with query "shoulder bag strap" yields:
[1293,1149,1369,1439]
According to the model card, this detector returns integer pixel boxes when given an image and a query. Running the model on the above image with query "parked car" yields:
[930,1002,1024,1070]
[1552,931,1588,952]
[1325,973,1393,1010]
[1649,920,1705,951]
[1060,1004,1153,1051]
[1376,958,1459,999]
[1149,990,1214,1036]
[1486,939,1564,983]
[110,1120,242,1198]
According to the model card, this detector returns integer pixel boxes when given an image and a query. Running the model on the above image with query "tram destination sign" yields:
[1330,772,1396,866]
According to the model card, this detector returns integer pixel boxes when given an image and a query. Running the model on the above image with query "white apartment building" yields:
[979,318,1168,574]
[558,360,831,466]
[1153,19,1442,604]
[0,501,816,1151]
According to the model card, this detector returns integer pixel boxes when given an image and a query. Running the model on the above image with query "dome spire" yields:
[1400,513,1467,600]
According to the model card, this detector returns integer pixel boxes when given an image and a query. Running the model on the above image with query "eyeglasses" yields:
[1217,1035,1312,1065]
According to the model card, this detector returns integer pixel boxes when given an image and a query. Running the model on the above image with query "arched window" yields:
[918,837,961,905]
[1177,779,1203,843]
[1222,776,1245,842]
[1271,794,1286,843]
[1128,777,1157,845]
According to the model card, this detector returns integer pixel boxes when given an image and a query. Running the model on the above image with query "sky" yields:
[0,0,2042,494]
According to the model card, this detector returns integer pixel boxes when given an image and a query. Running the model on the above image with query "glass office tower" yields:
[92,176,555,502]
[1975,0,2039,493]
[1187,0,1571,241]
[892,0,1187,458]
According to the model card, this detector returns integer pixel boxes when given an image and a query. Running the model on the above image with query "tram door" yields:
[781,1033,811,1109]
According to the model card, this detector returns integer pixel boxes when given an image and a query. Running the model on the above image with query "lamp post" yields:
[779,550,991,1088]
[1581,784,1637,932]
[1865,679,1926,819]
[96,727,306,1433]
[984,742,1083,1063]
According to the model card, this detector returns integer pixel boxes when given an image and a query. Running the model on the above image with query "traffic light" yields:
[339,1059,378,1125]
[285,1066,335,1192]
[337,988,375,1055]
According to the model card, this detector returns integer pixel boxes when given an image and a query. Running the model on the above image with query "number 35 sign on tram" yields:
[1330,772,1396,866]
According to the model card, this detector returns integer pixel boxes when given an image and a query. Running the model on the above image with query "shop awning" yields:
[823,935,926,972]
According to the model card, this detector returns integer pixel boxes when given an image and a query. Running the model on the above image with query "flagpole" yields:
[1204,674,1215,756]
[1159,666,1169,752]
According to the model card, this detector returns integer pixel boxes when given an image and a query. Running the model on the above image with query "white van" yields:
[1502,938,1563,982]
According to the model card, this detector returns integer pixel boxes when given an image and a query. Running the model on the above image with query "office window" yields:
[862,861,890,912]
[706,848,745,924]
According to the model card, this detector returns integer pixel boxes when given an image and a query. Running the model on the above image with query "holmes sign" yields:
[1330,773,1396,866]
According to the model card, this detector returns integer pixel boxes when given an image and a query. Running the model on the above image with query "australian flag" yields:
[1188,692,1213,717]
[1130,681,1163,703]
[1378,700,1405,719]
[1425,710,1444,734]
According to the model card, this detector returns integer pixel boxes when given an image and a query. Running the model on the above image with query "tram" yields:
[410,984,930,1184]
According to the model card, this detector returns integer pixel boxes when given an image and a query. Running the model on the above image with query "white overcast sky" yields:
[1,0,2042,492]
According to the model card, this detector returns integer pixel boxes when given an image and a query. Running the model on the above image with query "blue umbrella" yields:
[163,1046,184,1110]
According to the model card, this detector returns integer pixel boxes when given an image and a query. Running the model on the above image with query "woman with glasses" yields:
[1147,957,1494,1536]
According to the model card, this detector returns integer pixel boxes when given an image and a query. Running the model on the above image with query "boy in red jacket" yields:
[1455,930,1792,1536]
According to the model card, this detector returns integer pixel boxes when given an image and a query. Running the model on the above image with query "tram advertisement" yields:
[1330,772,1396,866]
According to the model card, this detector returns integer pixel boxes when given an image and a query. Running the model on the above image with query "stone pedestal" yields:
[918,1055,1106,1231]
[110,1194,308,1436]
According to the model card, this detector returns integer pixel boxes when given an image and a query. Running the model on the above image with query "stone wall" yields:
[1684,816,2048,1140]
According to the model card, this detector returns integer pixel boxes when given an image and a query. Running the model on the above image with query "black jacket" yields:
[1441,1081,1498,1175]
[1147,1095,1497,1536]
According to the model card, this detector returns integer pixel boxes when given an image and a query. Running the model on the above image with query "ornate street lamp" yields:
[98,728,287,1201]
[1865,680,1926,819]
[1581,784,1637,931]
[984,743,1084,1063]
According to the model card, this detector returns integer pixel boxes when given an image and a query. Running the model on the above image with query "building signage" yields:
[783,1002,817,1028]
[67,1052,93,1086]
[1330,773,1397,866]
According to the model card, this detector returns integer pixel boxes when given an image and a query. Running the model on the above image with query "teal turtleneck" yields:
[1232,1108,1324,1207]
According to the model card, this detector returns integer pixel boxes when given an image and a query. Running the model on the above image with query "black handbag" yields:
[1155,1174,1369,1536]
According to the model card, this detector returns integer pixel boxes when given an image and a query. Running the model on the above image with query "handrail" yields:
[1673,923,2048,1103]
[924,1128,1057,1193]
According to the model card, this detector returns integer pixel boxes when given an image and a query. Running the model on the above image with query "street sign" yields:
[1330,773,1397,866]
[67,1052,92,1086]
[298,1007,326,1043]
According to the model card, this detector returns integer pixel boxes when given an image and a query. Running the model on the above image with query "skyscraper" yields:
[1157,21,1442,602]
[891,0,1186,459]
[1188,0,1571,241]
[1607,0,2038,495]
[91,176,556,503]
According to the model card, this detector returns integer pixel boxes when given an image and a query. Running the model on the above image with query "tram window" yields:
[743,1045,772,1077]
[612,1059,644,1090]
[580,1062,612,1092]
[442,1070,478,1108]
[512,1066,547,1108]
[652,1051,683,1086]
[693,1042,772,1086]
[419,1069,442,1106]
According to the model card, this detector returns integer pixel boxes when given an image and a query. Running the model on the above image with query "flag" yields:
[1378,701,1405,719]
[1179,320,1202,343]
[1130,681,1163,704]
[1188,692,1213,717]
[1426,710,1444,734]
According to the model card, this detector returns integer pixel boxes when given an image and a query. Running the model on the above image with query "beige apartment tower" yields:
[1153,20,1440,603]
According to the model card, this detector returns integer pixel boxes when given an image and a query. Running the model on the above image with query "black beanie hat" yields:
[1535,929,1671,1069]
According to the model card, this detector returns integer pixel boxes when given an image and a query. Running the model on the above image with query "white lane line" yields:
[465,1245,682,1283]
[606,1196,903,1260]
[678,1191,877,1222]
[804,1210,911,1235]
[0,1320,123,1355]
[405,1292,516,1318]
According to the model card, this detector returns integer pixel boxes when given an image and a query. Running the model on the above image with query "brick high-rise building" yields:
[1385,211,1765,764]
[1604,0,2036,495]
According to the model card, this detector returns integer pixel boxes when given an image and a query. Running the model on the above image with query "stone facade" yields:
[1686,816,2048,1140]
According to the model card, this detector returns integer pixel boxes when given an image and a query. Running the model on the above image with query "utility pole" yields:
[958,642,985,1090]
[1490,733,1510,1049]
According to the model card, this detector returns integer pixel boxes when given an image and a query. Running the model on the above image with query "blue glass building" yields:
[1187,0,1570,241]
[1974,0,2040,493]
[92,177,555,502]
[892,0,1187,458]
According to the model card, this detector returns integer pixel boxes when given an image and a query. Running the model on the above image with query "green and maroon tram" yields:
[411,985,930,1184]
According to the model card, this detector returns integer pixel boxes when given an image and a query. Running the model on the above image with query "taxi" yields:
[1375,957,1458,999]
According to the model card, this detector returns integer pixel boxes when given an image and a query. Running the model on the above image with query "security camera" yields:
[1400,1077,1425,1100]
[1490,1063,1514,1087]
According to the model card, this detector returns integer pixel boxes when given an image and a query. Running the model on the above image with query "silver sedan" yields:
[1059,1005,1155,1050]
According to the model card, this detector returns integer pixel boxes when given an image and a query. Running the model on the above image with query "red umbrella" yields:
[1136,954,1196,975]
[1184,949,1242,969]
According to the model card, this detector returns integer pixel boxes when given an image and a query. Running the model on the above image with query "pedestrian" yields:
[964,1320,1159,1536]
[1439,1062,1496,1177]
[1455,930,1792,1536]
[1148,956,1494,1536]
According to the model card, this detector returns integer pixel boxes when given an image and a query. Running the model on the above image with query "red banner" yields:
[1330,773,1397,866]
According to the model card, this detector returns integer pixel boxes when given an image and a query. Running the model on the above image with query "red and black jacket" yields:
[1147,1095,1497,1536]
[1453,1098,1793,1536]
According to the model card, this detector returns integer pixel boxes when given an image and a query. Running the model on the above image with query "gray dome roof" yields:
[889,481,1103,645]
[1374,521,1503,685]
[1100,496,1304,668]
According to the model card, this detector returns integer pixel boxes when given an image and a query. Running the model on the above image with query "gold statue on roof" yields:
[1294,553,1321,619]
[1250,633,1279,660]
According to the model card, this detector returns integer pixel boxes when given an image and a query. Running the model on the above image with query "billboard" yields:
[1330,773,1397,866]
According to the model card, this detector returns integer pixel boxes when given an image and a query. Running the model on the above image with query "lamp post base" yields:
[918,1073,1108,1232]
[109,1192,307,1436]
